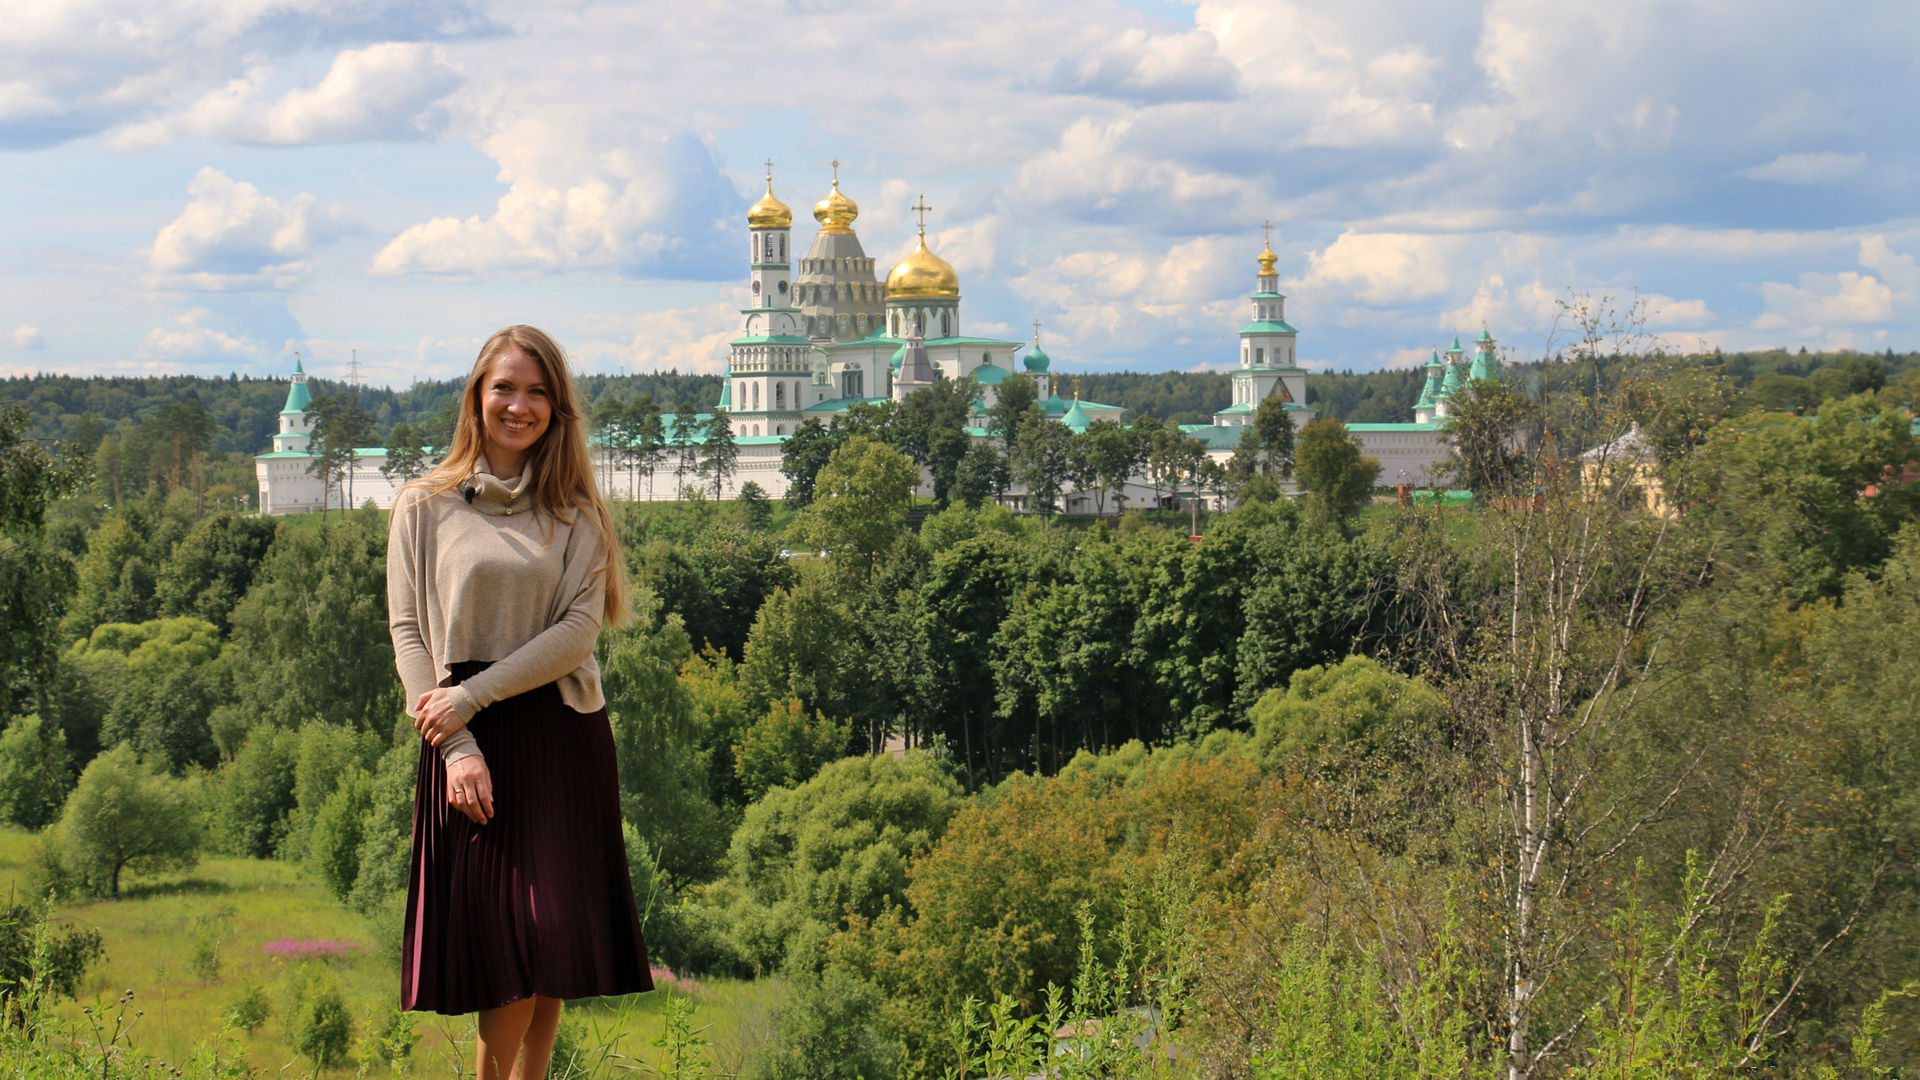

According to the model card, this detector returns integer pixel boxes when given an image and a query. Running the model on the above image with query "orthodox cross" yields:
[1263,219,1272,246]
[831,158,840,183]
[912,195,932,229]
[1032,318,1042,347]
[765,159,774,182]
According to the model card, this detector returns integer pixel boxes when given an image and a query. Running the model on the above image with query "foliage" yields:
[84,615,229,771]
[0,401,89,720]
[0,899,105,1018]
[1681,394,1919,602]
[778,418,843,509]
[152,512,279,633]
[742,968,901,1080]
[724,753,964,973]
[1439,378,1539,497]
[0,714,73,829]
[287,964,354,1068]
[1293,418,1380,526]
[735,480,774,531]
[209,724,298,858]
[56,742,202,896]
[787,436,920,583]
[307,765,374,902]
[733,698,852,803]
[1248,656,1448,772]
[222,982,272,1034]
[226,508,399,732]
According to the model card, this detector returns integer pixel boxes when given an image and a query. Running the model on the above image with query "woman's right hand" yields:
[446,756,494,824]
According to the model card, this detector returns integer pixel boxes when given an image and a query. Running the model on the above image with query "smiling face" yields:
[478,344,553,477]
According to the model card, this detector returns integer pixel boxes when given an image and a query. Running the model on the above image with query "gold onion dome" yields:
[747,176,792,228]
[886,229,960,298]
[1257,243,1279,274]
[813,179,859,234]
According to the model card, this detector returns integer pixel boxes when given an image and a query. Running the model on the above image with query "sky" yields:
[3,0,1917,388]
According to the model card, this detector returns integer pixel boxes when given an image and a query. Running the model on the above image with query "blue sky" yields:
[3,0,1916,387]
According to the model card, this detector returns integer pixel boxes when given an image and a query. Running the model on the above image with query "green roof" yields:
[971,362,1008,385]
[1345,421,1446,432]
[1023,346,1050,373]
[281,376,311,414]
[1250,291,1287,300]
[1477,329,1494,343]
[1450,336,1463,352]
[1239,320,1299,335]
[926,335,1019,347]
[1062,399,1092,432]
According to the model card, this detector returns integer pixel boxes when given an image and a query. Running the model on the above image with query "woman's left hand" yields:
[414,688,468,747]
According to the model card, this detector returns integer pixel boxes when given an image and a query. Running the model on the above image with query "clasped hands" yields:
[415,688,494,825]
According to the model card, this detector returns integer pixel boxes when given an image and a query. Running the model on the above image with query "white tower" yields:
[728,164,818,437]
[1220,224,1311,426]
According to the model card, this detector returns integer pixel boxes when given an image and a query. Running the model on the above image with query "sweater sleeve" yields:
[438,511,609,762]
[387,486,440,721]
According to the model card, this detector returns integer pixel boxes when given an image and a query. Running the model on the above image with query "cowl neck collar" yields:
[464,460,534,518]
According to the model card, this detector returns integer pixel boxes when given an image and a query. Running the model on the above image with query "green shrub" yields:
[733,698,850,801]
[0,899,105,1016]
[288,968,353,1067]
[222,982,272,1033]
[742,968,900,1080]
[360,1007,420,1072]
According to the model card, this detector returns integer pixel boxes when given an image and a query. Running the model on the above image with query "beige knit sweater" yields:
[387,464,609,765]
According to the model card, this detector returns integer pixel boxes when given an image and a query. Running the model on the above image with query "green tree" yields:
[379,421,433,485]
[954,442,1003,509]
[1440,379,1537,497]
[1683,394,1920,602]
[1013,409,1073,519]
[304,391,375,517]
[57,742,202,896]
[152,512,278,633]
[700,408,739,498]
[91,616,230,771]
[739,567,858,720]
[895,380,977,507]
[735,480,774,531]
[1294,418,1380,527]
[787,436,919,584]
[143,398,217,512]
[226,510,398,732]
[1253,396,1297,478]
[733,698,852,802]
[307,766,373,902]
[985,375,1039,500]
[779,418,845,509]
[0,401,90,718]
[0,714,74,829]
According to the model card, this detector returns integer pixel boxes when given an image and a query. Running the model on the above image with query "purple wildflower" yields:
[259,938,365,961]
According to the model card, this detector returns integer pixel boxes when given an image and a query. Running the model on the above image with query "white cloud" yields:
[144,168,362,289]
[1296,231,1462,305]
[1740,151,1867,185]
[136,309,264,361]
[1755,272,1894,330]
[110,43,463,149]
[6,324,46,350]
[1752,237,1917,334]
[1050,27,1242,102]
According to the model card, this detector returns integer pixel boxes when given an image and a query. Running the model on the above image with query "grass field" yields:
[0,829,777,1077]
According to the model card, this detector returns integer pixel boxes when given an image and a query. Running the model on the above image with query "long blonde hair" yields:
[417,325,633,627]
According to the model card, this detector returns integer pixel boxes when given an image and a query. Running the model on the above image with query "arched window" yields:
[941,312,951,337]
[982,352,990,365]
[776,382,785,409]
[778,235,785,259]
[837,313,848,335]
[763,235,773,259]
[752,382,760,408]
[777,425,785,436]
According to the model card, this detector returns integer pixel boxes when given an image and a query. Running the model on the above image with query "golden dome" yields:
[886,229,959,298]
[748,174,792,229]
[813,178,858,234]
[1257,243,1278,274]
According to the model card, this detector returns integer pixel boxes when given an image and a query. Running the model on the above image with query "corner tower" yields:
[272,354,314,452]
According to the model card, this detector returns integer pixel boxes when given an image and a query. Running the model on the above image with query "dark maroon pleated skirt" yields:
[401,661,652,1015]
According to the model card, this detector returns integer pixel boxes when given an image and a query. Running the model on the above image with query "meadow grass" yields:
[0,828,776,1077]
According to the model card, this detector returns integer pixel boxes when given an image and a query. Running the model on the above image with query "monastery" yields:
[256,168,1497,514]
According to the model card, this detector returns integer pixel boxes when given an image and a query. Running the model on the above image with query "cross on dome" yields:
[765,158,774,181]
[912,195,932,230]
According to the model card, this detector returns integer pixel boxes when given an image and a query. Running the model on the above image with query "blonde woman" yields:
[388,326,651,1079]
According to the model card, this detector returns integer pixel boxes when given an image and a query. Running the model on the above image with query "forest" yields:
[0,332,1918,1077]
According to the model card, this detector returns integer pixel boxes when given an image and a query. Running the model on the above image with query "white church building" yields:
[257,169,1493,514]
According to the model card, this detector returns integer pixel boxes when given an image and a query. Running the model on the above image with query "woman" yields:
[388,326,651,1080]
